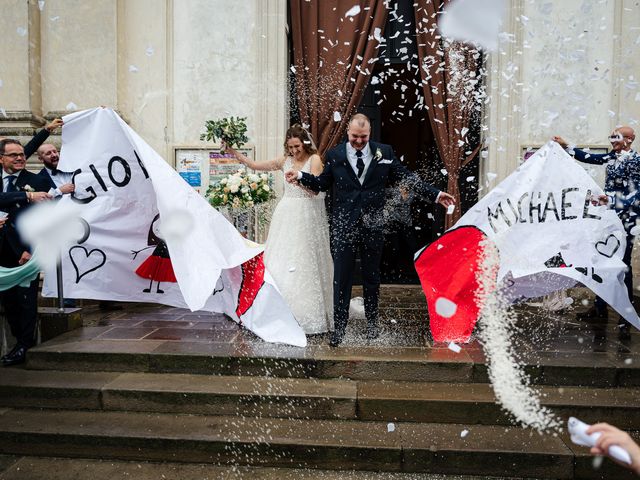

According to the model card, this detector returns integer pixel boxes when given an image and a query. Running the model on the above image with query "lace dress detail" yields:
[263,157,333,334]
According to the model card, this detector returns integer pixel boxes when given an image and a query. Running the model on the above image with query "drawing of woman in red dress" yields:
[132,214,176,294]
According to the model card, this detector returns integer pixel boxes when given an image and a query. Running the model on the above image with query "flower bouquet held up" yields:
[200,117,249,154]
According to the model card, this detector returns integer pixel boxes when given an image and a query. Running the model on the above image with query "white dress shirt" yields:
[45,167,74,197]
[2,170,21,192]
[346,143,372,184]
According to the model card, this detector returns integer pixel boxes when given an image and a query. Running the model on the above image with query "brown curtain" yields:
[290,0,388,155]
[414,0,481,228]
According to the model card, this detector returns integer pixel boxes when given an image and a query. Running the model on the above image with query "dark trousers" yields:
[2,278,38,348]
[332,223,383,333]
[595,233,635,313]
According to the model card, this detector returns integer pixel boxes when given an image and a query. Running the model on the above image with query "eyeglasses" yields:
[1,153,26,159]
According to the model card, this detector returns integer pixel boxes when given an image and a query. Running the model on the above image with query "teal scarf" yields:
[0,252,41,291]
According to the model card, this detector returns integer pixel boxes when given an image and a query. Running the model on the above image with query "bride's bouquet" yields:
[200,117,249,153]
[206,170,274,209]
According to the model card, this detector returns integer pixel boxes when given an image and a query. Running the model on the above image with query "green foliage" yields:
[200,117,249,149]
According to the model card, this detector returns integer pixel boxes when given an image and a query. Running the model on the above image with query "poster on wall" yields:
[176,150,203,192]
[173,147,255,195]
[209,148,253,185]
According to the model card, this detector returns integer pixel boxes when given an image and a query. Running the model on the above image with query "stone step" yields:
[0,455,538,480]
[1,370,639,428]
[0,408,587,478]
[25,335,640,387]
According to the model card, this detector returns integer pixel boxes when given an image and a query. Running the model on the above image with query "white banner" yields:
[456,141,640,330]
[42,108,306,347]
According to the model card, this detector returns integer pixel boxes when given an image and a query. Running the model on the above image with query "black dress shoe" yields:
[1,344,20,362]
[2,345,26,366]
[619,322,632,341]
[329,330,345,347]
[366,323,379,340]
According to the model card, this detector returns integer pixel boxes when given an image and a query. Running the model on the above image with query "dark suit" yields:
[0,170,50,349]
[38,167,57,190]
[299,141,440,336]
[23,129,51,159]
[572,148,640,311]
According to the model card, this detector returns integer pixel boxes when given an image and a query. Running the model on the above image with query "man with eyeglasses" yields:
[0,139,52,366]
[553,126,640,340]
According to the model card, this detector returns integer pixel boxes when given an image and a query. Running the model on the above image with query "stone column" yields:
[0,0,43,135]
[481,0,524,192]
[255,0,288,169]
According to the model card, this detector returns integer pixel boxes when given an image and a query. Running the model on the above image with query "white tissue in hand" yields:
[567,417,632,465]
[17,202,82,270]
[349,296,366,319]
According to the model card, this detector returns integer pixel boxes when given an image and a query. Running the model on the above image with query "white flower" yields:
[229,185,239,193]
[260,173,268,181]
[262,184,270,192]
[248,174,259,183]
[241,187,249,194]
[23,184,35,193]
[374,148,383,162]
[220,178,227,185]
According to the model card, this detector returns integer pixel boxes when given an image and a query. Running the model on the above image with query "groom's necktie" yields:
[355,150,365,178]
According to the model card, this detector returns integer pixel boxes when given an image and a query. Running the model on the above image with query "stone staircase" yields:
[0,297,638,479]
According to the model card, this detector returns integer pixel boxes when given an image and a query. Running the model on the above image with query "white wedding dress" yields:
[264,157,333,334]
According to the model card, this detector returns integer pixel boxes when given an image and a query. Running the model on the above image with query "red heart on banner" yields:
[415,226,498,343]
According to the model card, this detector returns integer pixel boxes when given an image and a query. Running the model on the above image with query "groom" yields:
[286,113,455,346]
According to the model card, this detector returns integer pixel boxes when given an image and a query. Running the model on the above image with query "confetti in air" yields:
[438,0,506,51]
[344,5,361,17]
[435,297,458,318]
[475,237,561,433]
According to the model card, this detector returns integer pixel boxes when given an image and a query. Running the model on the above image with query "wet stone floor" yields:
[56,285,639,362]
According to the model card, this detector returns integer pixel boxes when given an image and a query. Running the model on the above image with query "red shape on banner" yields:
[415,226,498,343]
[236,253,266,318]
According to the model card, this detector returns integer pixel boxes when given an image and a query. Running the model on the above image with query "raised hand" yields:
[45,118,63,133]
[551,135,568,149]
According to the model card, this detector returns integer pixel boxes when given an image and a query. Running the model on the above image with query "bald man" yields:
[553,126,640,339]
[36,144,74,197]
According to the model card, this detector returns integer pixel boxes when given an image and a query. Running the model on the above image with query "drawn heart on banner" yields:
[69,246,107,283]
[595,234,620,258]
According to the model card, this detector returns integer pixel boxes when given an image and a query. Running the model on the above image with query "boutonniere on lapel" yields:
[375,148,393,164]
[22,185,35,193]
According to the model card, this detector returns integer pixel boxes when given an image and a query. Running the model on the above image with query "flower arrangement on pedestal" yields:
[200,117,249,154]
[206,170,274,209]
[206,171,275,240]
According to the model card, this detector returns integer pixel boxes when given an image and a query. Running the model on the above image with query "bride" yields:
[225,125,333,334]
